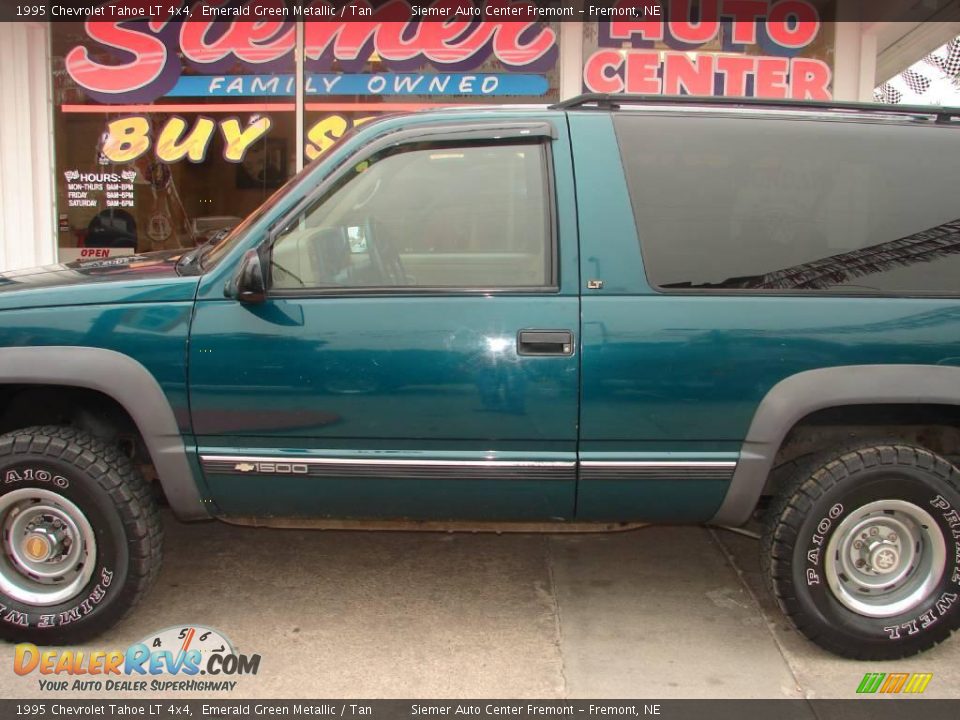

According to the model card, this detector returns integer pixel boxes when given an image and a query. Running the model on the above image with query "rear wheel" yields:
[763,441,960,659]
[0,426,162,644]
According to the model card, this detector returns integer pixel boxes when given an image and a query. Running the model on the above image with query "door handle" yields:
[517,330,574,356]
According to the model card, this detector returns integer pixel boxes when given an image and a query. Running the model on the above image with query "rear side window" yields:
[614,115,960,295]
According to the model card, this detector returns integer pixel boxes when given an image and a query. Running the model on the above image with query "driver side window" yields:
[269,141,552,291]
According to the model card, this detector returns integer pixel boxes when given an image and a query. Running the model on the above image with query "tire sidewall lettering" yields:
[796,470,960,644]
[0,566,115,630]
[5,467,69,488]
[0,461,128,633]
[803,502,843,586]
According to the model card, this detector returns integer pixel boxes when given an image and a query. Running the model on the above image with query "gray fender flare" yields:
[711,364,960,526]
[0,346,209,520]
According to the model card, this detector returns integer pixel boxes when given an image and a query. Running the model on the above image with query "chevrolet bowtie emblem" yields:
[234,462,257,473]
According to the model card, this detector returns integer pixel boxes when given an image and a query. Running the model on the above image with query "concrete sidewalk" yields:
[1,513,958,699]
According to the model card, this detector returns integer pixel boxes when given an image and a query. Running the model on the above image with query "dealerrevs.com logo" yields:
[14,625,261,692]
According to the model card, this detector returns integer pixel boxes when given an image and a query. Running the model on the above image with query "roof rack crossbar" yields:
[548,93,960,124]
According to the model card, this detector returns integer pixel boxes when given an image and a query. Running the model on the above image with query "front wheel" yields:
[763,441,960,659]
[0,426,163,644]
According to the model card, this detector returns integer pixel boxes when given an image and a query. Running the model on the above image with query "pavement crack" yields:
[544,536,569,699]
[707,527,807,700]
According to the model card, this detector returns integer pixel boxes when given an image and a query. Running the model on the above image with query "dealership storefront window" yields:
[49,5,847,264]
[50,17,563,262]
[53,20,298,260]
[582,14,835,97]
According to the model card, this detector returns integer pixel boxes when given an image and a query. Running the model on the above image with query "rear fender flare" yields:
[711,364,960,526]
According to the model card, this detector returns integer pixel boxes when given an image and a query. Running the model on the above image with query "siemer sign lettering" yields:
[65,0,559,103]
[64,0,832,164]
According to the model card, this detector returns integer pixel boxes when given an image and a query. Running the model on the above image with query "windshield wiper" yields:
[176,238,220,276]
[175,247,202,276]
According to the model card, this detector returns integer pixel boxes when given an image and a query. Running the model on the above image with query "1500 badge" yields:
[234,462,307,474]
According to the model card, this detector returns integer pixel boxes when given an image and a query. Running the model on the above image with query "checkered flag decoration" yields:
[924,37,960,78]
[900,69,932,95]
[874,83,902,104]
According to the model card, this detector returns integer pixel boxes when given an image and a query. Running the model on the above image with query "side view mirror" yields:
[225,249,266,304]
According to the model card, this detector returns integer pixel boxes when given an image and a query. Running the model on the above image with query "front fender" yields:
[0,346,209,520]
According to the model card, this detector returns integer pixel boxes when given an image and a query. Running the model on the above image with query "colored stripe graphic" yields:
[880,673,909,693]
[857,673,885,694]
[857,672,933,694]
[903,673,933,694]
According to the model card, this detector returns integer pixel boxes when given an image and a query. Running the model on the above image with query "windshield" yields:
[197,170,304,270]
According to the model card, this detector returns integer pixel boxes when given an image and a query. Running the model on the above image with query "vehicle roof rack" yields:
[548,93,960,124]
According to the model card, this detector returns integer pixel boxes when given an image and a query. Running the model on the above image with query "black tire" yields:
[763,440,960,659]
[0,426,162,644]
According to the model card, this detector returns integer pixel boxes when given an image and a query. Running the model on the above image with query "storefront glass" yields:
[583,3,836,99]
[50,2,843,264]
[50,8,562,263]
[52,19,299,261]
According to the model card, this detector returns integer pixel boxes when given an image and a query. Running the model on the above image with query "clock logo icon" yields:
[138,625,235,673]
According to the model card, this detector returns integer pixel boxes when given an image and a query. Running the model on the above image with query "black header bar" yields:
[2,700,960,720]
[0,0,954,24]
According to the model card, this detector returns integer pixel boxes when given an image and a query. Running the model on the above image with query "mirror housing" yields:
[226,249,266,304]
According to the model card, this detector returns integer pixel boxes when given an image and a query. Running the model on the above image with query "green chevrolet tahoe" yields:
[0,95,959,659]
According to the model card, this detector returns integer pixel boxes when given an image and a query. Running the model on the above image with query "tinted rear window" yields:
[613,114,960,295]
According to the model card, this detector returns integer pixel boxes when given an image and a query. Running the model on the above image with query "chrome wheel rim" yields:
[824,499,945,618]
[0,487,97,606]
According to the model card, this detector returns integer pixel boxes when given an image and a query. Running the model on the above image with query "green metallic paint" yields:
[199,448,575,520]
[568,111,960,521]
[0,107,954,525]
[0,251,200,433]
[0,251,198,310]
[579,297,960,444]
[189,111,582,520]
[577,480,730,523]
[568,113,647,296]
[0,303,196,434]
[206,475,573,521]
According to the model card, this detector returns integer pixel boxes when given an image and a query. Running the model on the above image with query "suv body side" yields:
[5,99,960,655]
[573,109,960,524]
[0,106,957,528]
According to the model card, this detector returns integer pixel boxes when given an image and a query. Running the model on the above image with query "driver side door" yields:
[188,118,581,522]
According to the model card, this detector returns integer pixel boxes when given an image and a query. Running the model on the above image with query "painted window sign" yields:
[583,0,833,99]
[169,73,549,97]
[50,1,836,261]
[93,112,378,165]
[63,0,559,103]
[51,1,565,259]
[100,115,274,163]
